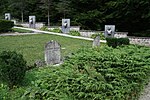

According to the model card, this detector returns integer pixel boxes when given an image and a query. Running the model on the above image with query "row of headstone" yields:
[4,13,115,37]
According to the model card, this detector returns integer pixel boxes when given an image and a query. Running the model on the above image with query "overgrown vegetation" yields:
[0,51,27,89]
[50,28,62,33]
[0,20,14,33]
[0,43,150,99]
[69,30,80,36]
[14,45,150,99]
[91,32,105,40]
[106,38,130,48]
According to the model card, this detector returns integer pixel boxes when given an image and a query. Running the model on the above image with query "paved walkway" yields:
[12,26,106,43]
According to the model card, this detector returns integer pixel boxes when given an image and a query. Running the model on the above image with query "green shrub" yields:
[49,28,62,33]
[69,30,80,36]
[21,45,150,100]
[0,20,14,33]
[40,26,49,31]
[0,51,27,89]
[91,32,105,40]
[106,37,129,48]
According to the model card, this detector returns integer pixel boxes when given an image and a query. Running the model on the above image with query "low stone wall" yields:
[80,31,128,38]
[17,22,45,29]
[80,30,97,37]
[129,36,150,46]
[48,26,80,31]
[114,32,128,38]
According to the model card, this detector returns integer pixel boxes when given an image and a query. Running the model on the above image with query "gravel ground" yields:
[139,81,150,100]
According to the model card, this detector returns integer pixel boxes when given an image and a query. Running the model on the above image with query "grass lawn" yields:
[0,34,92,65]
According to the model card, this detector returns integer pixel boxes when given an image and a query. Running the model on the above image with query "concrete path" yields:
[12,26,106,43]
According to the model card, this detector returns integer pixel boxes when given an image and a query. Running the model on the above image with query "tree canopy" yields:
[0,0,150,34]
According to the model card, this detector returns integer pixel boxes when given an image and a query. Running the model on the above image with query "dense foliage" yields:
[91,32,105,40]
[0,0,149,34]
[106,38,130,48]
[19,45,150,99]
[0,51,27,89]
[69,30,80,36]
[0,20,14,32]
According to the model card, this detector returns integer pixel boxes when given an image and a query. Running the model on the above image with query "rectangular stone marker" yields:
[92,36,100,47]
[45,40,61,65]
[5,13,11,20]
[62,19,70,33]
[29,16,36,28]
[104,25,115,38]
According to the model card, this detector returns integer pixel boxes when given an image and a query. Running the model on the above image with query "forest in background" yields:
[0,0,150,35]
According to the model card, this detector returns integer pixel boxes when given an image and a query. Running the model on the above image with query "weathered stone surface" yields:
[93,36,100,47]
[45,40,61,65]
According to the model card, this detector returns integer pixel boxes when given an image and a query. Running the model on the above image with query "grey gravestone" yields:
[29,16,36,28]
[5,13,11,20]
[45,40,61,65]
[62,19,70,33]
[92,36,100,47]
[104,25,115,38]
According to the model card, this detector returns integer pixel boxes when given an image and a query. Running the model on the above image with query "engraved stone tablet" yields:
[62,19,70,33]
[29,16,36,28]
[45,41,61,65]
[105,25,115,38]
[5,13,11,20]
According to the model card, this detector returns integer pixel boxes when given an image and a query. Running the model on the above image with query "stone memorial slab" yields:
[62,19,70,33]
[104,25,115,38]
[5,13,11,20]
[29,16,36,28]
[45,40,61,65]
[92,36,100,47]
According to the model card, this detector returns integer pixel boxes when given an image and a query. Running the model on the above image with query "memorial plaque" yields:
[62,19,70,33]
[29,16,36,28]
[105,25,115,38]
[5,13,11,20]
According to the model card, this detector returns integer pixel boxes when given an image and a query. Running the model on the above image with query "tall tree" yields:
[56,0,71,18]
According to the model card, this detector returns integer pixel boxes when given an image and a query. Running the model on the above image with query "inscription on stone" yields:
[45,40,61,65]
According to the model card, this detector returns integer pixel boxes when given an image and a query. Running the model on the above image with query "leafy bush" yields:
[106,38,129,48]
[49,28,62,33]
[0,51,27,89]
[40,26,49,31]
[40,26,62,33]
[21,45,150,100]
[69,30,80,36]
[91,32,105,40]
[0,20,14,33]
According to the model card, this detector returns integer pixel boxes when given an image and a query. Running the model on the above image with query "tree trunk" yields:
[21,11,24,23]
[47,0,50,27]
